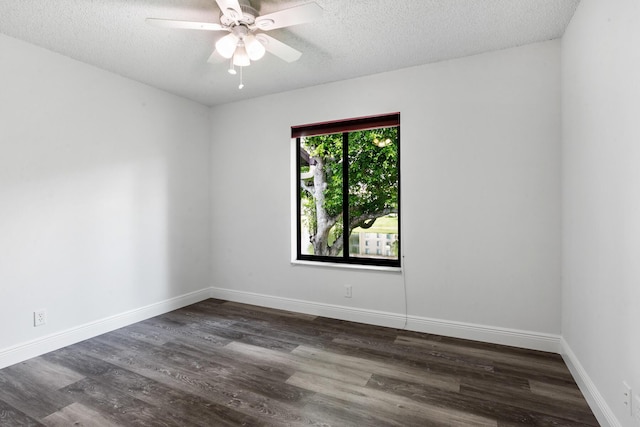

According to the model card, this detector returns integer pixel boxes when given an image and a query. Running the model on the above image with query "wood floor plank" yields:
[0,299,598,426]
[41,402,119,427]
[528,379,591,407]
[222,301,318,321]
[46,347,262,427]
[333,335,496,373]
[190,320,299,352]
[42,346,121,378]
[286,371,498,426]
[325,337,534,393]
[58,376,188,426]
[70,335,325,426]
[88,332,311,405]
[0,398,44,426]
[367,373,597,427]
[95,367,264,426]
[311,316,402,342]
[127,316,231,349]
[460,381,599,426]
[367,373,535,425]
[291,344,460,392]
[7,357,85,391]
[161,340,294,385]
[224,341,373,386]
[208,315,336,350]
[0,364,74,420]
[300,392,434,427]
[395,335,570,376]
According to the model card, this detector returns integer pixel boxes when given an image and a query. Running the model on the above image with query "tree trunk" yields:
[310,157,341,256]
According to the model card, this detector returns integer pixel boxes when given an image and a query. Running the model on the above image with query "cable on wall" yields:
[402,253,408,329]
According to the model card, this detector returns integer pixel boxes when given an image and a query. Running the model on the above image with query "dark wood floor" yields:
[0,299,598,426]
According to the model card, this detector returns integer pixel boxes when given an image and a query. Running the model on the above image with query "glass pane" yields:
[299,134,344,258]
[347,127,399,261]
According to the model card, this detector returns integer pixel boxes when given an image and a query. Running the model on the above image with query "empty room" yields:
[0,0,638,425]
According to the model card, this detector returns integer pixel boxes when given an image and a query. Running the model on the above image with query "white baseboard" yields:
[561,338,619,427]
[209,287,560,353]
[0,285,562,371]
[407,315,560,353]
[211,285,407,326]
[0,288,211,370]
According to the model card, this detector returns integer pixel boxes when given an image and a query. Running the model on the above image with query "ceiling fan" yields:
[147,0,322,88]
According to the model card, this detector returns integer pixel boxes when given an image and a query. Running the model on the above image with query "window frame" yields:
[293,113,401,268]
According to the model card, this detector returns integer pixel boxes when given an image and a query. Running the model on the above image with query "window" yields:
[294,113,400,267]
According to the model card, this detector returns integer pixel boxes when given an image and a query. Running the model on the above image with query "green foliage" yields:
[300,127,399,255]
[347,128,398,226]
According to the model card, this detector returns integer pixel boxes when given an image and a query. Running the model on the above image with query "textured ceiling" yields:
[0,0,579,106]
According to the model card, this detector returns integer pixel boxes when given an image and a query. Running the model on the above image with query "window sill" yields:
[291,259,402,273]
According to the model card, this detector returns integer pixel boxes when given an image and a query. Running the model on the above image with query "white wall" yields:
[210,40,561,348]
[562,1,640,426]
[0,34,212,363]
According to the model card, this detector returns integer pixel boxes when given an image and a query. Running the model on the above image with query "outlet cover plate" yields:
[34,310,47,327]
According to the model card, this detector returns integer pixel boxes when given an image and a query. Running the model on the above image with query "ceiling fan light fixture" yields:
[146,0,324,89]
[244,35,265,61]
[215,33,239,59]
[233,42,251,66]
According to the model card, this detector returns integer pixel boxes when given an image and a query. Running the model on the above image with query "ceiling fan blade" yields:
[215,0,243,22]
[146,18,226,31]
[257,34,302,63]
[255,2,323,31]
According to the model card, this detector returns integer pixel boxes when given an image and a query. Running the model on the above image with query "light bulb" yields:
[215,33,238,59]
[233,42,250,67]
[244,35,266,61]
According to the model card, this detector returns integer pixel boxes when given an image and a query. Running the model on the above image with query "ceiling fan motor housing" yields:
[220,0,258,26]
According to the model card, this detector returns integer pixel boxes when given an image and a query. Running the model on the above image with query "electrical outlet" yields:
[634,395,640,424]
[344,285,352,298]
[623,381,633,416]
[34,310,47,327]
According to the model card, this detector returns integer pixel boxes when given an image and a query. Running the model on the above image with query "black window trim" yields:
[294,113,401,268]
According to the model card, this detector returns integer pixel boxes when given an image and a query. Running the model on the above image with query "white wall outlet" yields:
[623,381,633,416]
[34,309,47,327]
[634,395,640,424]
[344,284,352,298]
